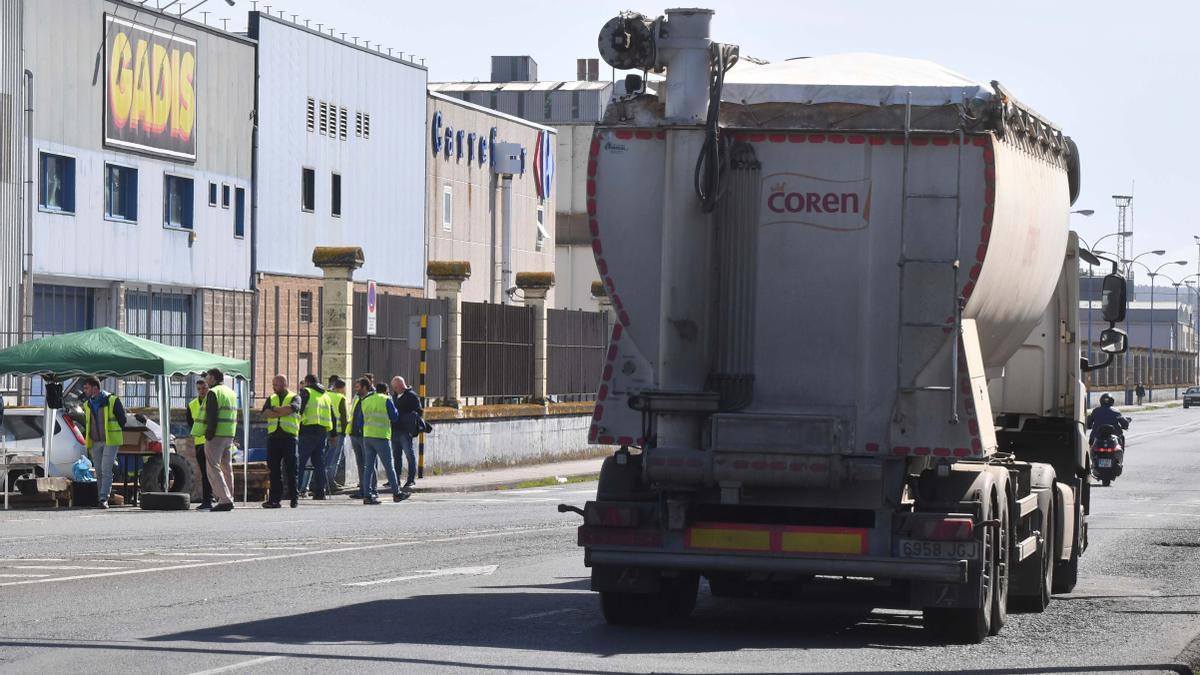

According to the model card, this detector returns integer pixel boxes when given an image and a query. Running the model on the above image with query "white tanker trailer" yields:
[564,8,1130,643]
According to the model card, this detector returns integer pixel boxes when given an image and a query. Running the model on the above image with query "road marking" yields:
[0,525,572,588]
[344,565,499,587]
[187,655,283,674]
[158,552,262,557]
[512,608,580,621]
[0,558,66,562]
[8,565,129,570]
[0,573,50,578]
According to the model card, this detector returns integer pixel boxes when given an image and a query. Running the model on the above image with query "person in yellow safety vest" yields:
[81,376,127,510]
[354,377,407,504]
[297,374,332,500]
[203,368,240,511]
[323,376,349,492]
[261,374,301,508]
[185,380,214,510]
[345,374,374,499]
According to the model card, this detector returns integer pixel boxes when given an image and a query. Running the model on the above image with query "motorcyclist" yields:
[1087,393,1130,446]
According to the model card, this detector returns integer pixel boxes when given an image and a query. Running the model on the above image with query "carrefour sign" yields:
[105,15,198,161]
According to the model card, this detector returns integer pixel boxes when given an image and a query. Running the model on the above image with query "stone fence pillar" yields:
[313,247,364,383]
[428,261,471,408]
[517,272,555,405]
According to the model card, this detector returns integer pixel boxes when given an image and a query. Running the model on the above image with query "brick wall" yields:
[252,274,419,398]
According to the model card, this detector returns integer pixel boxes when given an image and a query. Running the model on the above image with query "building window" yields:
[104,164,138,222]
[163,175,194,230]
[517,93,526,119]
[543,92,553,120]
[331,173,342,217]
[306,97,315,132]
[571,90,581,120]
[536,204,548,251]
[301,168,315,212]
[298,292,313,322]
[319,101,329,135]
[208,181,218,206]
[220,183,230,209]
[355,112,363,137]
[39,152,75,213]
[362,113,371,139]
[234,187,246,238]
[442,185,452,232]
[338,108,348,141]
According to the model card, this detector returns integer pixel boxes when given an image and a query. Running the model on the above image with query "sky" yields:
[194,0,1199,284]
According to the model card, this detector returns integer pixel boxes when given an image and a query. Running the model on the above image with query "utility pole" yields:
[1114,194,1133,281]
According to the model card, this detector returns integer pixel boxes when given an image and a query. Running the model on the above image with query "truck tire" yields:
[989,492,1010,635]
[139,491,191,511]
[1053,500,1082,594]
[601,573,699,625]
[1011,500,1054,612]
[139,453,195,496]
[923,490,1001,644]
[597,452,645,501]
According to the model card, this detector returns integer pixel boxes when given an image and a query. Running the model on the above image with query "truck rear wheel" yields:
[1011,500,1054,612]
[1053,498,1082,594]
[597,451,645,501]
[923,491,1001,644]
[600,573,699,625]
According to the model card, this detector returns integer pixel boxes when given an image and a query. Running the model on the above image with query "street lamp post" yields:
[1078,228,1125,404]
[1126,258,1189,402]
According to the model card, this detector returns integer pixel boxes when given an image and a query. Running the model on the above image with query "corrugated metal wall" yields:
[0,0,23,369]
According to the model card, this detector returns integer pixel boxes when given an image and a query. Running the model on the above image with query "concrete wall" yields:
[25,0,254,291]
[422,413,602,472]
[424,92,556,305]
[251,12,427,288]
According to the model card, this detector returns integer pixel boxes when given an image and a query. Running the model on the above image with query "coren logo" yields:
[105,15,198,161]
[762,173,871,231]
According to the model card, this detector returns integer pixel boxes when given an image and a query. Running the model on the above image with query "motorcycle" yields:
[1090,422,1127,487]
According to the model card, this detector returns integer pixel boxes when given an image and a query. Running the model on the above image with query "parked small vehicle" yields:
[1183,386,1200,409]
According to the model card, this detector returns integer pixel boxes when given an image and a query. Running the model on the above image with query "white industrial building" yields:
[431,56,614,311]
[19,0,256,404]
[248,11,428,390]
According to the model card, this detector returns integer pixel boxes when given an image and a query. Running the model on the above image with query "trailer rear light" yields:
[148,440,164,454]
[584,503,639,528]
[1092,446,1116,453]
[63,417,86,446]
[916,517,975,541]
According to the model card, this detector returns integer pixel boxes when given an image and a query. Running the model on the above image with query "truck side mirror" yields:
[1100,327,1128,354]
[1101,274,1127,323]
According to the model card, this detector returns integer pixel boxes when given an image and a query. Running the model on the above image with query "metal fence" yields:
[462,302,533,402]
[352,292,448,399]
[547,308,608,401]
[251,285,321,400]
[5,285,257,408]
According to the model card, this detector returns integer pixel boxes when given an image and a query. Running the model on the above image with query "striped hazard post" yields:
[418,313,427,479]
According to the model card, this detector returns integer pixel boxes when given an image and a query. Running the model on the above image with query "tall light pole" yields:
[1126,258,1188,402]
[1185,273,1200,387]
[1117,250,1165,402]
[1164,273,1186,399]
[1077,224,1123,404]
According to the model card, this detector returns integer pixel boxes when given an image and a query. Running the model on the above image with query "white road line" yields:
[187,655,284,675]
[0,573,50,578]
[512,608,579,621]
[345,564,498,587]
[8,565,130,570]
[0,558,67,562]
[0,525,572,588]
[158,552,262,557]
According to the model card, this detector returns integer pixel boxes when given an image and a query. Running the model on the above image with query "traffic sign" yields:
[366,280,378,336]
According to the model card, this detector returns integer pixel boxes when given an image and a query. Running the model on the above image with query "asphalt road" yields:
[1,408,1198,674]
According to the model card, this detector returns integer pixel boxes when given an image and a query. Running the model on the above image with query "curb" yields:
[409,471,600,494]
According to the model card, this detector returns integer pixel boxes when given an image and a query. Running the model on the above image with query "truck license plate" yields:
[1096,458,1113,468]
[898,539,978,560]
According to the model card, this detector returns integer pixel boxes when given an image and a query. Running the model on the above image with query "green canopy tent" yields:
[0,327,254,507]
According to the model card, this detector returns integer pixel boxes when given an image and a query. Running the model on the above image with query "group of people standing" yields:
[80,368,423,510]
[258,372,422,508]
